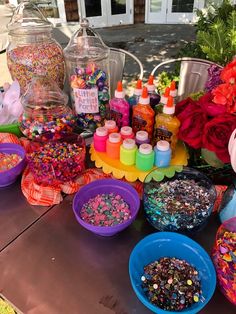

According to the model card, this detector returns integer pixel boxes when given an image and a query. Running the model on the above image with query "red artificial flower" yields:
[220,59,236,84]
[202,114,236,163]
[198,92,226,117]
[212,83,236,113]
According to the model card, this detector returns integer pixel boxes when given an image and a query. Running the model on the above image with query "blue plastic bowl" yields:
[129,232,216,314]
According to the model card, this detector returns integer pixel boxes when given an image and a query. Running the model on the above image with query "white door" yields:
[107,0,133,26]
[79,0,108,28]
[145,0,167,24]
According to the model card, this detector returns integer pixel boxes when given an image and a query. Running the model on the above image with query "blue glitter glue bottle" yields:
[154,140,171,168]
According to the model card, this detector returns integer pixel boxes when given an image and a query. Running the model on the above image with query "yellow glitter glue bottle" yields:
[120,138,137,166]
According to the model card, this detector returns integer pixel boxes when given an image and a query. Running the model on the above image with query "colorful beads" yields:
[0,153,22,171]
[7,42,65,93]
[80,193,131,226]
[141,257,202,311]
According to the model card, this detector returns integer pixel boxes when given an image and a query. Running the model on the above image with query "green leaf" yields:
[201,148,225,168]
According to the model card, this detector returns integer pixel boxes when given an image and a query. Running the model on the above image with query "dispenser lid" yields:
[63,18,109,60]
[8,0,52,34]
[21,75,68,110]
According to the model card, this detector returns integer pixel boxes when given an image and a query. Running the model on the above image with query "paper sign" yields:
[74,88,99,113]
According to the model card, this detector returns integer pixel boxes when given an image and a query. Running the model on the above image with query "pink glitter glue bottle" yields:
[110,81,129,128]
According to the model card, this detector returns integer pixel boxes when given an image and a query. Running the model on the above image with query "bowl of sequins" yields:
[26,133,85,186]
[143,167,217,234]
[72,178,140,236]
[0,143,26,187]
[129,232,216,314]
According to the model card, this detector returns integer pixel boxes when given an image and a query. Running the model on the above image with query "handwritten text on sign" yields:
[74,88,99,113]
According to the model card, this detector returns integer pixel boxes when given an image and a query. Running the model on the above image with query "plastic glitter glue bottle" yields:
[132,87,155,140]
[120,126,135,140]
[154,140,172,168]
[135,130,150,146]
[136,143,154,171]
[153,96,180,153]
[146,75,160,111]
[120,138,137,166]
[170,81,178,102]
[110,81,129,128]
[104,120,119,134]
[106,132,122,159]
[93,127,108,152]
[156,87,170,114]
[128,79,142,124]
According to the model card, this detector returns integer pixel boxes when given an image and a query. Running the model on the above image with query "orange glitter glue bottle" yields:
[153,96,180,153]
[132,87,155,140]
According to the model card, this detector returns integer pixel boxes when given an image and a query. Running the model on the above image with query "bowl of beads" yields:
[0,143,26,187]
[129,232,216,314]
[72,178,140,236]
[26,133,85,186]
[143,167,216,234]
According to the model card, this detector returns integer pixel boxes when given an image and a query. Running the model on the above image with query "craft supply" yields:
[135,130,150,146]
[154,140,171,168]
[106,133,122,159]
[120,139,137,166]
[136,144,154,171]
[128,79,142,124]
[7,1,65,93]
[160,87,170,105]
[153,96,180,153]
[80,192,131,226]
[64,19,110,131]
[132,87,155,140]
[110,81,129,128]
[120,126,135,140]
[144,178,212,232]
[93,127,108,152]
[104,120,119,134]
[212,217,236,305]
[170,80,178,100]
[146,75,161,111]
[0,152,22,172]
[141,257,202,311]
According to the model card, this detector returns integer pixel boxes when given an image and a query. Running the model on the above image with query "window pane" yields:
[150,0,162,13]
[111,0,126,15]
[85,0,102,17]
[32,0,59,18]
[172,0,194,13]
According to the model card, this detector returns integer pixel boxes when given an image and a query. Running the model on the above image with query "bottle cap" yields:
[96,127,108,137]
[123,138,136,149]
[156,140,170,151]
[139,143,153,155]
[146,75,155,92]
[105,120,117,130]
[136,130,148,141]
[163,96,175,114]
[115,81,125,98]
[120,126,133,136]
[134,79,142,96]
[170,81,177,97]
[109,132,121,143]
[139,87,150,105]
[161,86,170,104]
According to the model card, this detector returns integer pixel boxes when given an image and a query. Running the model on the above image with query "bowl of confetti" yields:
[129,232,216,314]
[0,143,26,187]
[72,178,140,236]
[143,167,217,234]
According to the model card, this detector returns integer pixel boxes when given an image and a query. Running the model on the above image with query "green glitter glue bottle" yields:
[136,143,154,171]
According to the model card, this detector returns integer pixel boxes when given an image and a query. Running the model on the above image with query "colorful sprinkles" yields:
[80,193,131,226]
[0,153,22,172]
[141,257,202,311]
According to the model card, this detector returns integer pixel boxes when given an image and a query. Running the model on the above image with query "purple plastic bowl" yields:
[0,143,26,187]
[72,178,140,236]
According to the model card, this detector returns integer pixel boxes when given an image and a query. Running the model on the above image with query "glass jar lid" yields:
[63,18,109,62]
[8,0,52,35]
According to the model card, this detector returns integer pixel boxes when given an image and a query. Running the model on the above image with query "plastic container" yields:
[110,81,129,128]
[19,75,75,141]
[146,75,160,111]
[129,232,216,314]
[104,120,119,134]
[93,127,108,152]
[106,132,122,159]
[135,130,150,146]
[120,139,137,166]
[0,143,26,187]
[128,79,142,124]
[7,1,65,94]
[212,217,236,305]
[170,80,178,101]
[132,87,155,140]
[136,144,154,172]
[26,133,85,186]
[154,140,171,168]
[160,87,170,105]
[63,18,110,132]
[120,126,134,140]
[143,167,217,234]
[217,184,236,223]
[72,178,140,236]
